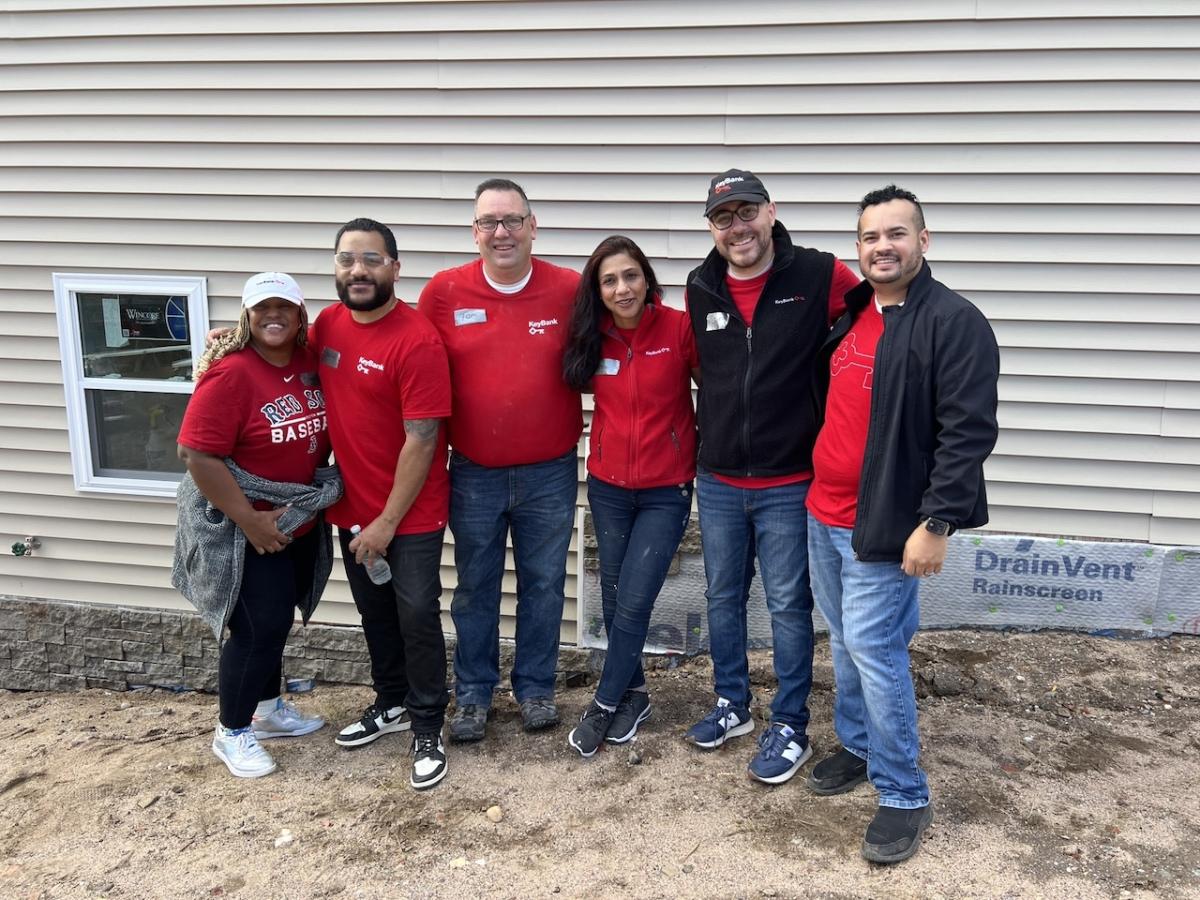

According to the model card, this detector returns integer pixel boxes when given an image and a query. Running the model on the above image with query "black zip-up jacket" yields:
[815,261,1000,561]
[687,222,835,477]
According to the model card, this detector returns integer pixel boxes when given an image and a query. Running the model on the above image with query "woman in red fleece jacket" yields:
[562,236,700,757]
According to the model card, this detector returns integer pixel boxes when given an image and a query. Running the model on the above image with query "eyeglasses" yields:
[333,251,392,269]
[473,214,530,233]
[708,203,761,231]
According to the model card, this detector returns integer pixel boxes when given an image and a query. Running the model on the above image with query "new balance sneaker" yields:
[252,697,325,740]
[862,804,934,864]
[605,690,652,745]
[567,701,615,758]
[335,703,410,748]
[448,703,489,743]
[212,724,277,778]
[747,722,813,785]
[519,697,560,732]
[807,747,869,795]
[410,732,448,790]
[685,698,754,749]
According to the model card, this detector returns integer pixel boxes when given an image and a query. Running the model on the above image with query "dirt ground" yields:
[1,629,1198,900]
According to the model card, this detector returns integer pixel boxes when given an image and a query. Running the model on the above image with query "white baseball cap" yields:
[241,272,304,308]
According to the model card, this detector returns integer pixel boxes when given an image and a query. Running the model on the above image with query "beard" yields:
[335,275,392,311]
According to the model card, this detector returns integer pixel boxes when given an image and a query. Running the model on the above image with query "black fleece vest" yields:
[687,224,834,477]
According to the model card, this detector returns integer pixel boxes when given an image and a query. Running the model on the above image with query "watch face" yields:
[925,518,950,536]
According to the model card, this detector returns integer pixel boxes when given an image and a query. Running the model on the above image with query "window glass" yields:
[76,292,193,381]
[85,389,189,479]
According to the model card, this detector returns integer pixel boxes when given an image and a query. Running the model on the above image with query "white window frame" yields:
[52,273,209,497]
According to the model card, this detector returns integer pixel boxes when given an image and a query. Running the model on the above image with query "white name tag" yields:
[454,308,487,326]
[597,358,620,376]
[706,311,730,332]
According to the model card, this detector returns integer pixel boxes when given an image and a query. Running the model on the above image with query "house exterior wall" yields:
[1,1,1197,642]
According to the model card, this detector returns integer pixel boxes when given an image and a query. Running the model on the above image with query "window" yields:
[52,274,209,497]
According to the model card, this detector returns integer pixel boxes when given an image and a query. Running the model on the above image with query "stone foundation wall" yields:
[0,595,594,694]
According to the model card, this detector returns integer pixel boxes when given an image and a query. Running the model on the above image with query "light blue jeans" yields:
[807,514,929,808]
[696,472,814,732]
[449,449,577,706]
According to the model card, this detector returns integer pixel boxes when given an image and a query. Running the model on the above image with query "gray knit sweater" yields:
[172,460,343,640]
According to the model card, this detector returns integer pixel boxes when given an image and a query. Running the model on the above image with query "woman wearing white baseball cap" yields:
[174,272,340,778]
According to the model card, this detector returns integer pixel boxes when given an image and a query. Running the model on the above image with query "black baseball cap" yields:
[704,169,770,217]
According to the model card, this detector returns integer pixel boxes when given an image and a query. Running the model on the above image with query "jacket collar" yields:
[845,260,935,314]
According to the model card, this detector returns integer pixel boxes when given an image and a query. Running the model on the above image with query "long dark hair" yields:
[563,235,662,390]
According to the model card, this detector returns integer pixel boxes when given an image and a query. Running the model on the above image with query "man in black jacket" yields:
[805,185,999,863]
[684,169,860,785]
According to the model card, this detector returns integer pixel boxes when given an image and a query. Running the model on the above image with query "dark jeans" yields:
[588,476,693,708]
[449,449,577,706]
[219,527,319,729]
[340,527,449,734]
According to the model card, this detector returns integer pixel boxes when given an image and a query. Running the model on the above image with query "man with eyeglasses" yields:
[310,217,454,790]
[684,169,861,787]
[418,179,581,743]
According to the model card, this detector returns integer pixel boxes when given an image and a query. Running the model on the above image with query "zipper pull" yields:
[745,327,752,350]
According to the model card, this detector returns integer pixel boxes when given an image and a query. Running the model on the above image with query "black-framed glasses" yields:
[708,203,761,231]
[333,251,392,269]
[473,214,530,233]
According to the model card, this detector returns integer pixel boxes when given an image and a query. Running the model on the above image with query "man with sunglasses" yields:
[684,170,861,786]
[306,217,454,790]
[418,179,581,743]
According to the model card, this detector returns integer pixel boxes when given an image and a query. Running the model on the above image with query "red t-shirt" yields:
[807,299,885,527]
[178,346,331,535]
[711,258,860,489]
[309,301,452,535]
[417,258,583,468]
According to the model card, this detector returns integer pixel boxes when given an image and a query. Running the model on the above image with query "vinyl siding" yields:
[0,1,1197,639]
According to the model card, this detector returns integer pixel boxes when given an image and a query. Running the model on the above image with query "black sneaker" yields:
[605,690,651,744]
[807,747,869,795]
[410,732,448,790]
[335,703,410,748]
[567,702,614,758]
[861,804,933,864]
[519,697,560,732]
[448,703,489,743]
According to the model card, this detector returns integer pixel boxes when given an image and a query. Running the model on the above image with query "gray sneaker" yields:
[519,697,560,732]
[448,703,489,743]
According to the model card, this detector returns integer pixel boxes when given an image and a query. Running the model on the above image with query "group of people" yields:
[172,169,999,864]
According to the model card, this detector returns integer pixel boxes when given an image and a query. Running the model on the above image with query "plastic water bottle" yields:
[349,524,392,585]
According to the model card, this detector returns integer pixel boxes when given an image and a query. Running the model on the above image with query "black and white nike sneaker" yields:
[335,703,410,748]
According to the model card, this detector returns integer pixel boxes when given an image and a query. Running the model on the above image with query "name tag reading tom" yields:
[454,308,488,327]
[706,312,730,332]
[597,358,620,376]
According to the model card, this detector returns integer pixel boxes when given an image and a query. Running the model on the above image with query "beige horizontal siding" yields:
[0,1,1197,643]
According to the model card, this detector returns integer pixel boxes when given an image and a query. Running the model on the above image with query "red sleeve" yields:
[416,278,438,323]
[396,336,452,420]
[177,363,242,456]
[306,318,320,352]
[828,259,860,325]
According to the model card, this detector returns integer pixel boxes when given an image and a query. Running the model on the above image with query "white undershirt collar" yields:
[484,266,532,294]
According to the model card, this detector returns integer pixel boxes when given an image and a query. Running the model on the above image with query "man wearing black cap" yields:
[684,169,860,786]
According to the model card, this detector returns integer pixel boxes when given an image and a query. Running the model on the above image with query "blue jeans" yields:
[588,476,693,709]
[449,449,577,706]
[696,471,814,732]
[807,514,928,808]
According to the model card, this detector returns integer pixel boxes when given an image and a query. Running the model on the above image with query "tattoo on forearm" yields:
[404,418,440,441]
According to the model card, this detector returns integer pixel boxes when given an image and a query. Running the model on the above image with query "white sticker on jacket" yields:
[706,311,730,331]
[597,358,620,376]
[454,308,487,326]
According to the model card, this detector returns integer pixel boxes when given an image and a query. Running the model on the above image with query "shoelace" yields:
[758,725,793,760]
[701,702,733,726]
[360,703,383,725]
[413,734,439,755]
[582,704,612,724]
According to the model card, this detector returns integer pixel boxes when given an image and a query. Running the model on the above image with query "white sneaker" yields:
[212,724,277,778]
[411,732,448,790]
[252,698,325,740]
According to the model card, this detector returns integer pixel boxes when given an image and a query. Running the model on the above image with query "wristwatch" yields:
[922,516,953,536]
